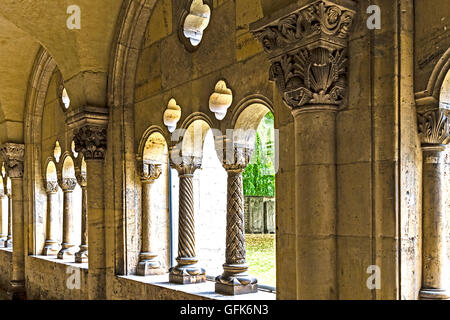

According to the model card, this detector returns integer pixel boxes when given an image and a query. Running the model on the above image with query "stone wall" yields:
[244,196,275,234]
[0,248,12,295]
[25,256,88,300]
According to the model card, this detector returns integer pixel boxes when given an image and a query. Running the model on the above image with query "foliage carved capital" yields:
[0,143,25,179]
[73,125,107,160]
[251,0,355,110]
[46,181,59,194]
[58,178,77,192]
[139,162,162,183]
[417,108,450,146]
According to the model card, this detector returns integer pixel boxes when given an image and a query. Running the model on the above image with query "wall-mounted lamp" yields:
[163,98,182,133]
[209,80,233,120]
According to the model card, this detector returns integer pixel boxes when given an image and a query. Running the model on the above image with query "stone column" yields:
[0,190,6,246]
[216,142,257,295]
[57,177,77,259]
[75,171,88,263]
[251,1,355,299]
[73,125,107,299]
[42,181,60,256]
[137,162,163,276]
[169,154,206,284]
[417,107,450,300]
[1,143,26,299]
[6,188,12,248]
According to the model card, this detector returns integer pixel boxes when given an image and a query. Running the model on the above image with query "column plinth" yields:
[216,142,257,295]
[137,162,163,276]
[43,181,60,256]
[169,155,205,284]
[57,178,77,259]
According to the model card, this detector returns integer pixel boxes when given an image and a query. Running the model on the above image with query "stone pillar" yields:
[251,0,355,299]
[1,143,26,299]
[216,142,257,295]
[73,125,107,299]
[57,177,77,259]
[0,190,6,246]
[137,162,163,276]
[75,171,88,263]
[169,154,206,284]
[417,107,450,300]
[42,181,60,256]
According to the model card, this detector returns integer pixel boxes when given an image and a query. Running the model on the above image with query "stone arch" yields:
[61,154,76,180]
[107,0,160,275]
[416,48,450,105]
[23,47,57,255]
[137,126,170,161]
[231,95,275,146]
[44,159,58,182]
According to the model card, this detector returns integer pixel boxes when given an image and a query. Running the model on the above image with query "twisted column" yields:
[216,142,257,295]
[169,155,205,284]
[57,178,77,259]
[137,162,163,276]
[0,189,7,247]
[75,172,88,263]
[417,108,450,299]
[42,181,60,256]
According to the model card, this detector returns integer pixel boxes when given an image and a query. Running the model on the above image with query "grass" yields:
[245,233,276,287]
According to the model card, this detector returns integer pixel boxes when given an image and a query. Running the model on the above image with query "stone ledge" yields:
[118,274,276,300]
[28,255,89,270]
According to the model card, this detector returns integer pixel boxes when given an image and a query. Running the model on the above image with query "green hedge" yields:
[243,113,275,197]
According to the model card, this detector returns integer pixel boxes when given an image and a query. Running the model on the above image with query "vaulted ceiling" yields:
[0,0,124,144]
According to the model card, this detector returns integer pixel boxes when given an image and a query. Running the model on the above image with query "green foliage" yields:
[243,112,275,197]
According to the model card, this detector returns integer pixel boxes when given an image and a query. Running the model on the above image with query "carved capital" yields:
[216,138,254,172]
[45,181,59,194]
[139,162,162,183]
[251,0,355,110]
[169,147,202,176]
[417,108,450,146]
[0,143,25,179]
[73,126,107,160]
[75,171,87,188]
[58,178,77,192]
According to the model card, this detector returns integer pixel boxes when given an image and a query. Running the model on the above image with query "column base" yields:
[215,281,258,296]
[215,267,258,295]
[419,288,450,300]
[3,236,12,248]
[75,246,88,263]
[43,240,60,256]
[137,252,163,276]
[169,259,206,284]
[57,244,76,259]
[8,280,26,300]
[0,236,7,247]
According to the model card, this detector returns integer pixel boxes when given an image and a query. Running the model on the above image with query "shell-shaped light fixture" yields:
[163,98,182,133]
[54,141,62,163]
[183,0,211,46]
[209,80,233,120]
[62,88,70,109]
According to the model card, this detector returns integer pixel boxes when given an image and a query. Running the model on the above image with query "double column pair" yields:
[43,172,88,263]
[164,144,257,295]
